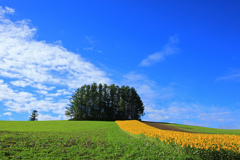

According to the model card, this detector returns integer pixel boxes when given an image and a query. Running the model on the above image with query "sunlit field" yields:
[116,120,240,160]
[164,123,240,135]
[0,120,195,159]
[1,120,240,159]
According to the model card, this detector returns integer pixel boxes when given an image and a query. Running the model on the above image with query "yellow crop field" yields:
[116,120,240,153]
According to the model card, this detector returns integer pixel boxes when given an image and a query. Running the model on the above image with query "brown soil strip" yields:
[141,121,198,133]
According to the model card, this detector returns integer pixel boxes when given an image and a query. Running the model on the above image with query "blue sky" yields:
[0,1,240,129]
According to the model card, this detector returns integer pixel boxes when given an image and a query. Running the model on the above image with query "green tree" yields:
[65,90,78,120]
[120,85,126,119]
[98,83,103,120]
[117,98,125,120]
[74,88,81,120]
[124,86,130,119]
[90,83,98,120]
[102,84,109,120]
[85,85,91,119]
[79,85,86,119]
[65,83,145,121]
[109,84,117,120]
[29,110,38,121]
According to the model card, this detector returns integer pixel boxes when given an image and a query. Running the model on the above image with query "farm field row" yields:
[1,120,240,159]
[0,120,195,159]
[165,123,240,135]
[116,120,240,159]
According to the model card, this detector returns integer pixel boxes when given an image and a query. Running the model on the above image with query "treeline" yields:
[65,83,145,121]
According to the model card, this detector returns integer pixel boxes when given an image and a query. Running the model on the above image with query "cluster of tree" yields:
[65,83,145,121]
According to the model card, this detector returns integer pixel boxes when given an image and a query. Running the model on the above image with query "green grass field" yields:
[164,123,240,135]
[0,121,240,159]
[0,120,199,159]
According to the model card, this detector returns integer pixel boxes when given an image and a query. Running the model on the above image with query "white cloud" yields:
[2,87,68,114]
[57,89,72,95]
[147,113,170,122]
[0,6,14,18]
[38,114,62,121]
[85,36,94,45]
[10,80,56,91]
[216,69,240,82]
[33,84,55,91]
[48,93,62,97]
[35,89,72,97]
[44,97,54,101]
[0,7,111,90]
[35,90,48,95]
[139,35,179,67]
[122,72,175,104]
[83,47,94,51]
[0,6,112,120]
[3,112,12,116]
[83,36,102,52]
[122,72,177,122]
[0,79,15,101]
[10,80,29,87]
[1,79,39,113]
[84,36,94,51]
[143,101,240,129]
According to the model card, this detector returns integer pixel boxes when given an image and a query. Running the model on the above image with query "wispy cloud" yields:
[139,35,179,67]
[0,6,111,119]
[3,112,12,116]
[0,6,14,17]
[122,72,175,104]
[38,114,63,121]
[83,47,94,51]
[2,79,69,114]
[83,36,102,52]
[85,36,94,45]
[216,69,240,82]
[143,101,239,129]
[83,36,94,51]
[0,9,111,89]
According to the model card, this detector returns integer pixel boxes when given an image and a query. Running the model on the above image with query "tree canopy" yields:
[29,110,38,121]
[65,83,145,121]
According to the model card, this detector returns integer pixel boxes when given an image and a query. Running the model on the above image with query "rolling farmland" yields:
[1,120,240,159]
[116,120,240,159]
[164,123,240,135]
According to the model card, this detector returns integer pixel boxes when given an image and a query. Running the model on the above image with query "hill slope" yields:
[147,122,240,135]
[0,120,195,159]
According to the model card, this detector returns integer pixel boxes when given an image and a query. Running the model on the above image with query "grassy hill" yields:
[0,120,196,159]
[164,123,240,135]
[0,120,239,159]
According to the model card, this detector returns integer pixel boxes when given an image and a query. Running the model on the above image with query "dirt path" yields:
[141,121,198,133]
